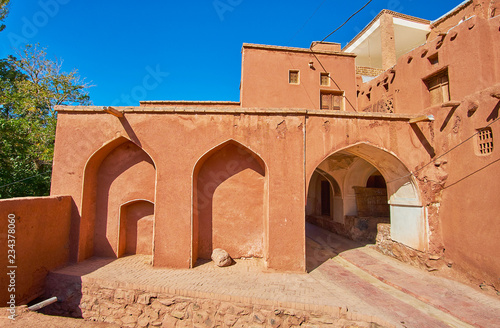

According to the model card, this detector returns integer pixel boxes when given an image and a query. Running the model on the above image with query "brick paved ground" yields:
[42,223,500,328]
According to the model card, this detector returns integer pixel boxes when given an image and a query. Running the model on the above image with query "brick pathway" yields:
[48,223,500,328]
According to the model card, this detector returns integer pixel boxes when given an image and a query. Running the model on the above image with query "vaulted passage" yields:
[306,143,425,263]
[193,141,266,265]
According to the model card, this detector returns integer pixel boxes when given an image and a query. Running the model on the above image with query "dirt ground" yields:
[0,306,119,328]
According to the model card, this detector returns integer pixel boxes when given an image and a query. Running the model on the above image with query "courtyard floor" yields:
[3,223,500,327]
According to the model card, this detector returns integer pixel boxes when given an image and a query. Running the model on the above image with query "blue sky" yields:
[1,0,466,106]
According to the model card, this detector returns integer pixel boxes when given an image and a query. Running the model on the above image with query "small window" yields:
[477,127,494,155]
[320,73,330,86]
[425,70,450,105]
[321,91,344,111]
[289,70,299,84]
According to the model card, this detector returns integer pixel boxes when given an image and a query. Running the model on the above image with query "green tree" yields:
[0,44,91,198]
[0,0,9,32]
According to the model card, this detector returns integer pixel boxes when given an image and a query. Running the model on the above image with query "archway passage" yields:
[193,141,266,265]
[306,169,343,232]
[81,138,156,260]
[306,143,425,270]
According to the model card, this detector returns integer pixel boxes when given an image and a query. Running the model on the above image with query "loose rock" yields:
[211,248,233,267]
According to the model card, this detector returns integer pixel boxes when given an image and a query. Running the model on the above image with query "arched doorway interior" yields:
[307,143,425,252]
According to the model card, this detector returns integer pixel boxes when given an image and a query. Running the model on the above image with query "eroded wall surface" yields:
[357,15,500,288]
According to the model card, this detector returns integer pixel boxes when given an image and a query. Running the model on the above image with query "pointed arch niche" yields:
[192,140,268,267]
[79,137,156,261]
[307,142,427,251]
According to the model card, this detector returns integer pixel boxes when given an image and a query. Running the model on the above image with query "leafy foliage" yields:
[0,0,9,32]
[0,44,91,198]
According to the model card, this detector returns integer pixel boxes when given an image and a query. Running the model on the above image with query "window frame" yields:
[320,72,330,86]
[424,68,450,106]
[476,127,494,155]
[289,70,300,85]
[320,90,345,111]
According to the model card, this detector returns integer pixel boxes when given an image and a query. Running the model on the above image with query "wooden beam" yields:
[441,101,461,108]
[103,106,123,118]
[409,114,434,124]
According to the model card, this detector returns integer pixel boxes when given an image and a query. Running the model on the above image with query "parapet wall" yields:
[0,196,72,305]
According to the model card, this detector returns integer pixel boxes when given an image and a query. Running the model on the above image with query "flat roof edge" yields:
[242,43,356,57]
[139,101,240,105]
[55,105,419,120]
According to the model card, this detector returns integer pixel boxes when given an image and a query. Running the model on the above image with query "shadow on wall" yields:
[193,140,267,266]
[78,138,156,261]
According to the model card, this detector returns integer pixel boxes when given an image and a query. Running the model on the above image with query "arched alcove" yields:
[118,200,155,257]
[79,137,156,261]
[192,140,268,266]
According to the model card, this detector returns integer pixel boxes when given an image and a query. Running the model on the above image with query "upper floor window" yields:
[320,73,330,86]
[477,127,494,155]
[425,69,450,106]
[289,70,299,84]
[321,90,344,111]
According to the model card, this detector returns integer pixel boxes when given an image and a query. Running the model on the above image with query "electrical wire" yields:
[308,50,358,112]
[0,171,51,190]
[386,115,500,184]
[321,0,373,42]
[306,0,374,112]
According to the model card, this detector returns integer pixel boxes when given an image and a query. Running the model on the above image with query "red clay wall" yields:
[357,16,500,288]
[94,141,155,258]
[358,16,500,115]
[195,142,265,261]
[122,201,154,256]
[0,196,72,305]
[241,45,357,111]
[51,111,305,272]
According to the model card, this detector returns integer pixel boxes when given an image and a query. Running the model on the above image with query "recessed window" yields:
[320,73,330,86]
[289,70,299,84]
[477,127,494,155]
[321,91,344,111]
[425,70,450,106]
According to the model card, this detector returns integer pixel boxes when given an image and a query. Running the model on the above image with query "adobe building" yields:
[1,0,499,305]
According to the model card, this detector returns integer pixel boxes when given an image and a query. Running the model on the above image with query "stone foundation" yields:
[375,223,446,272]
[42,272,393,328]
